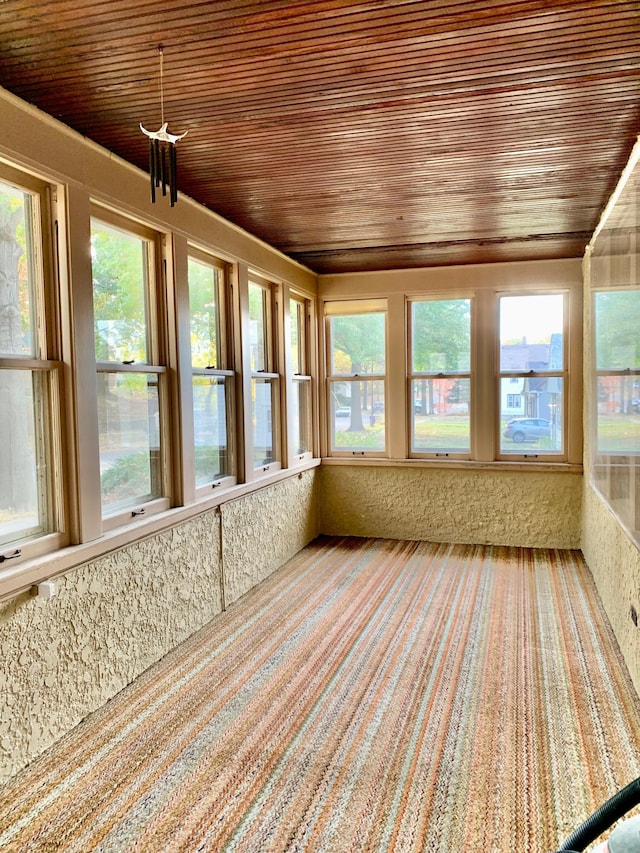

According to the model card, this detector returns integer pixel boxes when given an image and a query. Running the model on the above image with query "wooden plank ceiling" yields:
[1,0,639,274]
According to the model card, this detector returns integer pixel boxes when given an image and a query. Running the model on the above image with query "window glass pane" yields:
[411,378,470,452]
[0,370,51,546]
[290,298,304,374]
[500,294,563,371]
[411,299,470,372]
[330,379,385,452]
[595,291,640,370]
[0,180,36,357]
[252,377,276,467]
[596,375,640,453]
[91,221,150,364]
[189,258,220,369]
[292,379,311,455]
[193,376,231,486]
[249,282,268,372]
[330,313,385,375]
[500,378,563,453]
[97,372,161,513]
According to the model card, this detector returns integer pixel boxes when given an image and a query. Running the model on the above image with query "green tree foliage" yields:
[411,299,470,372]
[595,290,640,370]
[330,313,385,430]
[411,299,470,414]
[595,290,640,413]
[91,222,147,362]
[188,258,219,368]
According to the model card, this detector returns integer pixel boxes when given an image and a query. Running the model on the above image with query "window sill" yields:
[0,457,321,603]
[321,456,583,474]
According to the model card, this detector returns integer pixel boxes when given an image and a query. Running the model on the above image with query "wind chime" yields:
[140,47,187,207]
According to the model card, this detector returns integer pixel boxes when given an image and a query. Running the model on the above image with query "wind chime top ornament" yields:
[140,46,187,207]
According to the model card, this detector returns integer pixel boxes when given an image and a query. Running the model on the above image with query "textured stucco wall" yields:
[320,465,582,548]
[222,469,320,605]
[582,486,640,695]
[0,470,319,782]
[0,512,222,782]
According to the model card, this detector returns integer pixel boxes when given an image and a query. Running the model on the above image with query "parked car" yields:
[335,407,351,417]
[503,417,551,443]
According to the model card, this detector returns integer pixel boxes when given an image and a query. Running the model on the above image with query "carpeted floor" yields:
[1,536,639,852]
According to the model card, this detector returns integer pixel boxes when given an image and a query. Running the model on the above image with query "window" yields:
[91,213,169,522]
[409,298,471,456]
[322,285,578,466]
[589,146,640,542]
[289,294,313,460]
[248,276,279,471]
[326,301,386,456]
[0,168,63,557]
[188,252,235,491]
[499,293,565,457]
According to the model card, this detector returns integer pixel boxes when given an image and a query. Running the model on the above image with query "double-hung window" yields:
[289,294,313,461]
[326,301,386,456]
[91,211,169,524]
[409,297,471,457]
[188,251,235,492]
[498,293,565,458]
[0,167,63,560]
[248,276,279,472]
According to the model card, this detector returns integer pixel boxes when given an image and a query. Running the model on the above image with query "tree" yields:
[91,223,147,362]
[188,258,219,368]
[411,300,470,414]
[330,313,384,431]
[595,290,640,413]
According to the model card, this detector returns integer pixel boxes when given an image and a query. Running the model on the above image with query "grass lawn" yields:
[333,412,640,453]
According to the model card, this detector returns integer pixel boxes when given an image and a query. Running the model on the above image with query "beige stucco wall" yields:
[0,470,319,782]
[320,464,582,548]
[222,470,319,605]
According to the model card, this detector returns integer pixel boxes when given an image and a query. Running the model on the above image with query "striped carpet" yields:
[1,536,640,852]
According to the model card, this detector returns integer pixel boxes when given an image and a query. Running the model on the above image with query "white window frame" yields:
[186,247,237,498]
[320,282,580,467]
[241,271,282,478]
[407,295,472,460]
[286,288,315,465]
[324,299,388,459]
[0,165,67,566]
[90,206,171,531]
[497,290,568,462]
